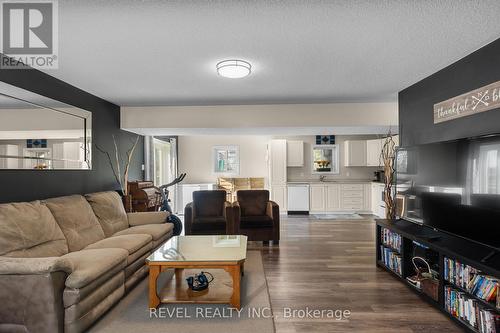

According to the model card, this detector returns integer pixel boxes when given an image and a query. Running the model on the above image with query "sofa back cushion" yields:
[0,200,69,257]
[193,190,226,217]
[44,195,105,252]
[85,191,129,237]
[237,190,269,216]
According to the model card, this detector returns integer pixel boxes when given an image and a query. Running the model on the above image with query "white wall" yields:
[178,135,271,184]
[178,134,383,184]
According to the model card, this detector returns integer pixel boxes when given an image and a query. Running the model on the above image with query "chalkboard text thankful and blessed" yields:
[433,80,500,124]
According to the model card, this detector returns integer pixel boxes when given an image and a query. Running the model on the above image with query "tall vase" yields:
[122,194,132,212]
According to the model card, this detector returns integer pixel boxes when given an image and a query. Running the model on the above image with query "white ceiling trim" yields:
[124,126,397,137]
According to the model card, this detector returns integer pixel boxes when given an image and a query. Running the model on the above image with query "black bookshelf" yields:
[376,219,500,333]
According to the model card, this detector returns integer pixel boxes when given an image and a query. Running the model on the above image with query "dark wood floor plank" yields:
[250,216,463,333]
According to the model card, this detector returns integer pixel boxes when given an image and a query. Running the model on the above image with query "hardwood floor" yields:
[250,215,464,333]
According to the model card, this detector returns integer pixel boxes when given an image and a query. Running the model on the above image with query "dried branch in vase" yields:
[380,133,397,220]
[95,135,140,196]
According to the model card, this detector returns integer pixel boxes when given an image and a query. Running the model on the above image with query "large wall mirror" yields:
[0,82,92,170]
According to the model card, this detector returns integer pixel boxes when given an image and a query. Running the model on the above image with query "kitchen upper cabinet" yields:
[344,136,399,168]
[269,140,287,185]
[271,185,287,212]
[366,139,382,167]
[287,140,304,167]
[326,184,340,211]
[344,140,367,167]
[309,184,326,212]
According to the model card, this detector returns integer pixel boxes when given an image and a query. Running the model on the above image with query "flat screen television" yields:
[395,134,500,251]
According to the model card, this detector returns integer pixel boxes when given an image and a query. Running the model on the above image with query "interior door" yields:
[153,138,172,186]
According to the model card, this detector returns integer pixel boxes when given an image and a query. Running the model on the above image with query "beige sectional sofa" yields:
[0,191,174,333]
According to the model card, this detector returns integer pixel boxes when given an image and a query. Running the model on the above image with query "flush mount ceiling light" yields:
[216,59,251,79]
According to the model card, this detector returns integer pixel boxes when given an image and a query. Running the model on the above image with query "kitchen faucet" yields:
[319,175,326,182]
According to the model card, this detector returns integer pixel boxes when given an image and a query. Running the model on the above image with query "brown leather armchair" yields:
[233,190,280,244]
[184,190,232,235]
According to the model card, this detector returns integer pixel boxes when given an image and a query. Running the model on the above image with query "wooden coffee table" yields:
[146,235,247,309]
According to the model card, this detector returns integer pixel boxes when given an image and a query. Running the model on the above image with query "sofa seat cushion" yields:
[44,195,105,252]
[240,215,274,228]
[113,223,173,241]
[85,191,130,237]
[61,248,128,289]
[192,217,227,232]
[63,267,124,308]
[0,200,68,257]
[84,234,152,264]
[64,271,124,318]
[127,211,169,226]
[152,233,173,249]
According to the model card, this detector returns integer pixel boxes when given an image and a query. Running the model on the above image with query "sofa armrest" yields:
[184,202,194,235]
[0,269,67,333]
[223,201,233,234]
[0,256,73,275]
[127,211,169,226]
[266,201,280,241]
[266,201,279,219]
[232,201,241,234]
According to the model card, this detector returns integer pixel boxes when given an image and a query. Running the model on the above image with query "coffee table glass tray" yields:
[146,235,247,309]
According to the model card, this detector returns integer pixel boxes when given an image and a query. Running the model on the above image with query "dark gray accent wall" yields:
[0,55,144,203]
[399,38,500,147]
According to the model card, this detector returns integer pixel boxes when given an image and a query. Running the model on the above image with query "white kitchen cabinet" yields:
[340,184,364,210]
[309,182,371,213]
[344,140,367,166]
[363,183,372,211]
[309,184,326,212]
[366,139,382,167]
[269,140,287,185]
[271,185,287,212]
[371,182,380,215]
[287,140,304,167]
[0,144,19,169]
[371,182,386,218]
[287,184,309,211]
[326,184,340,211]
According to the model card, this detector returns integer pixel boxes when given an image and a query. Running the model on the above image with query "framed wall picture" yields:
[212,145,240,175]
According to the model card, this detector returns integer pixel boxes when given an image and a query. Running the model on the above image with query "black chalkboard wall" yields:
[0,55,144,203]
[399,37,500,147]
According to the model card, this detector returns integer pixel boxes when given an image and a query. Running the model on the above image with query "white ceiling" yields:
[45,0,500,106]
